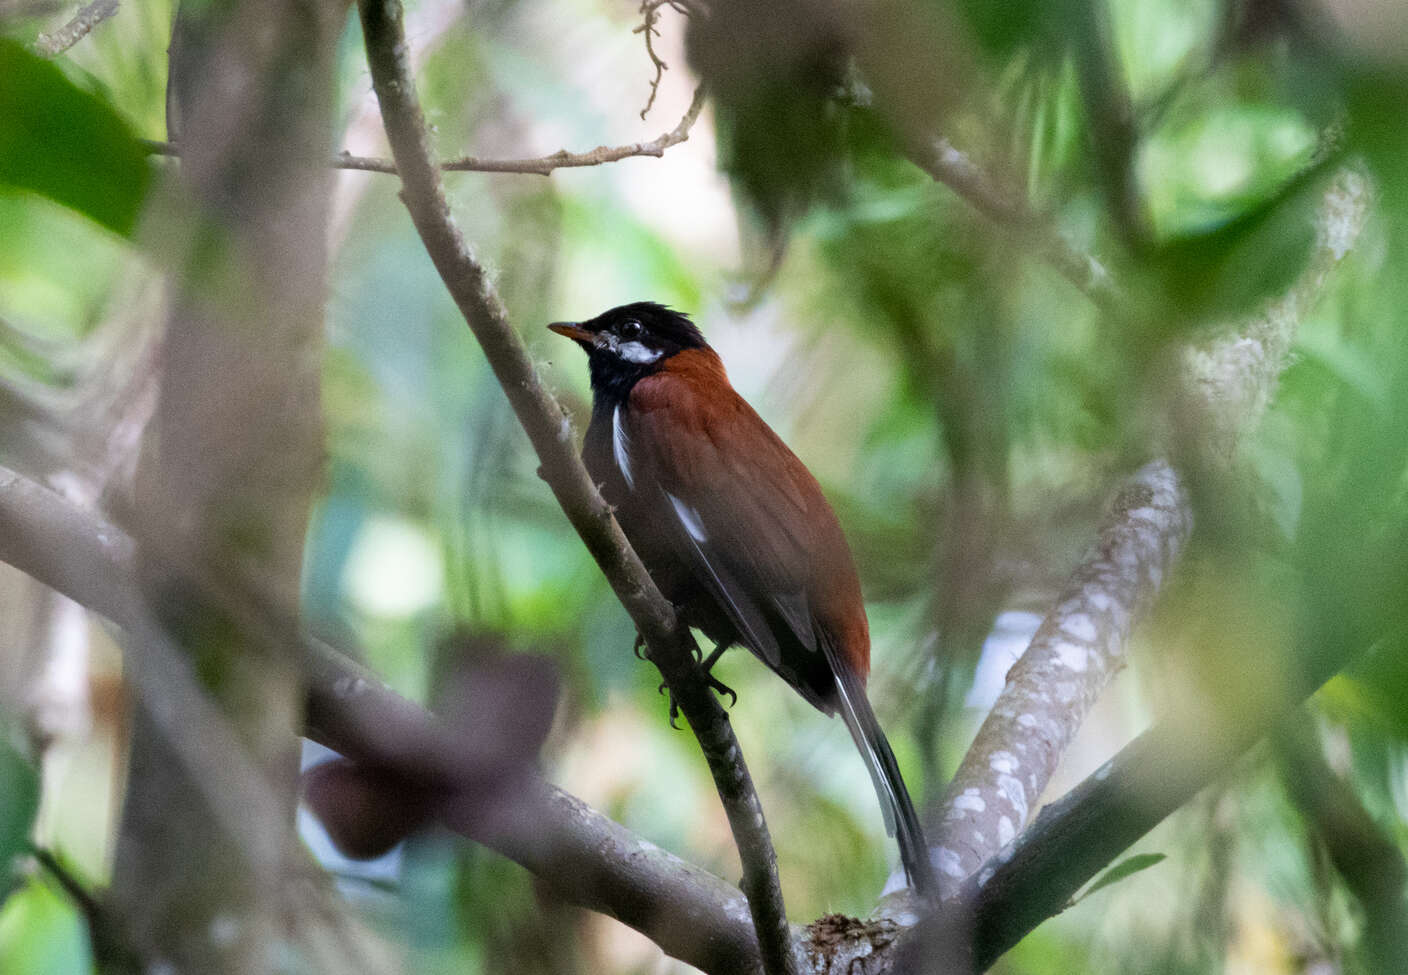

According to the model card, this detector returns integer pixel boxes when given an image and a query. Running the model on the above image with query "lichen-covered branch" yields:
[926,459,1191,895]
[34,0,118,57]
[354,1,794,971]
[1177,166,1373,458]
[912,658,1341,972]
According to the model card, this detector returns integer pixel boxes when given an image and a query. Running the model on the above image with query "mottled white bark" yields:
[926,460,1191,895]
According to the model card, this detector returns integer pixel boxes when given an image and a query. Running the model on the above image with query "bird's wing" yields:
[626,359,851,669]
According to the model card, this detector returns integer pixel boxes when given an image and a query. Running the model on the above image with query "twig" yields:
[138,86,706,177]
[29,846,101,924]
[34,0,118,57]
[353,1,795,972]
[634,0,687,120]
[903,136,1122,314]
[0,462,764,974]
[28,845,140,970]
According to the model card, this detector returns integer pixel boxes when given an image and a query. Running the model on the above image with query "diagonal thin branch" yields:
[138,85,706,177]
[660,0,1120,313]
[903,136,1122,314]
[352,1,795,972]
[34,0,118,57]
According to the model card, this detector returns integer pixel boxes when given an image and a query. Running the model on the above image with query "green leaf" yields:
[1071,853,1167,905]
[0,742,39,879]
[0,880,94,975]
[0,39,151,237]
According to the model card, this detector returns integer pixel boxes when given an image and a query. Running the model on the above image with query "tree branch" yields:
[924,459,1191,895]
[138,85,706,177]
[0,462,764,974]
[353,2,794,971]
[9,451,1394,975]
[902,136,1123,314]
[34,0,119,58]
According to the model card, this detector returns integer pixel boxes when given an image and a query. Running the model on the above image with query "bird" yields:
[549,301,937,897]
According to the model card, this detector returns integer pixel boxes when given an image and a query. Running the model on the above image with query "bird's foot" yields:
[656,668,738,729]
[703,670,737,708]
[633,632,648,660]
[657,680,684,729]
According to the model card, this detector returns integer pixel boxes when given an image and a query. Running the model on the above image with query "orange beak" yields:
[548,322,594,345]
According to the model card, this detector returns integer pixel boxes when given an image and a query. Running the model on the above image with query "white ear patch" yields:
[617,340,663,364]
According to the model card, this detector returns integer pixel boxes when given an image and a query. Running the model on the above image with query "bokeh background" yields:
[4,0,1408,971]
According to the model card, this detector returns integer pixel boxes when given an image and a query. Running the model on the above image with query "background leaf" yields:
[0,742,38,884]
[0,39,150,237]
[1072,852,1167,904]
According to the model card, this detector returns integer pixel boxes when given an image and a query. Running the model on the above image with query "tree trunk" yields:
[109,1,344,970]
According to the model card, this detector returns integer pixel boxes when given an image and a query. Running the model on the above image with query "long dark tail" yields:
[829,661,937,897]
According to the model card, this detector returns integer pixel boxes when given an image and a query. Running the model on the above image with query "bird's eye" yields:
[619,320,643,340]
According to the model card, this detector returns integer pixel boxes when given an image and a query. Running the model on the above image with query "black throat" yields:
[586,353,662,410]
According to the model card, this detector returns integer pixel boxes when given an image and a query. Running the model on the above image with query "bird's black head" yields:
[548,302,708,404]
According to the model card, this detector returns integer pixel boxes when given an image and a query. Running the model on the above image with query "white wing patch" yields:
[667,492,708,542]
[612,405,634,490]
[663,489,780,664]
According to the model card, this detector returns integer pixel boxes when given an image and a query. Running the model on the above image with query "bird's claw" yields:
[633,633,648,660]
[657,680,683,729]
[656,667,736,727]
[706,672,738,709]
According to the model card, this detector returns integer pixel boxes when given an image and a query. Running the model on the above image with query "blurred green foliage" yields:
[0,880,92,975]
[3,0,1408,971]
[0,740,38,877]
[0,40,150,238]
